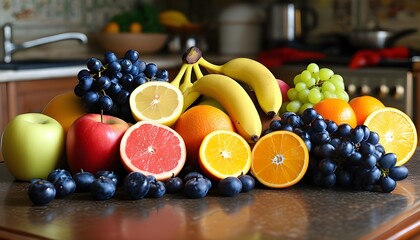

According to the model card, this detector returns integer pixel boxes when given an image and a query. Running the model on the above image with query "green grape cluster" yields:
[284,63,349,114]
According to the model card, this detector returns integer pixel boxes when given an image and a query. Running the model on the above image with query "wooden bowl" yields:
[97,33,168,55]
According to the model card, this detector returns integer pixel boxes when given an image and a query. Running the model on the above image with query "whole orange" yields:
[42,91,87,133]
[313,98,357,128]
[103,22,120,33]
[173,105,236,170]
[349,96,385,126]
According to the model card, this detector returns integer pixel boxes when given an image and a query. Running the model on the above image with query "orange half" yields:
[199,130,251,181]
[251,131,309,188]
[363,107,417,166]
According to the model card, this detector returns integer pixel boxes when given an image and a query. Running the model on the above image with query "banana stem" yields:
[179,64,193,93]
[193,63,204,79]
[197,57,223,73]
[170,63,188,88]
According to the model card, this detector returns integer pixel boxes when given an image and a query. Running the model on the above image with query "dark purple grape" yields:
[293,128,309,140]
[183,171,203,183]
[336,168,352,187]
[28,179,56,206]
[301,108,318,125]
[311,131,330,145]
[218,177,242,197]
[337,140,354,158]
[364,167,381,185]
[95,75,111,91]
[119,74,134,90]
[133,75,147,88]
[379,176,396,193]
[350,126,365,144]
[347,151,363,165]
[322,173,336,188]
[311,119,327,132]
[104,51,118,63]
[107,82,122,96]
[362,154,378,169]
[360,125,371,141]
[144,63,158,78]
[314,143,336,158]
[184,177,210,199]
[77,69,91,79]
[238,175,255,193]
[287,114,301,128]
[318,158,337,175]
[107,61,122,75]
[147,180,166,198]
[280,124,294,132]
[83,91,99,105]
[359,142,376,156]
[335,124,352,138]
[367,131,380,145]
[95,170,119,186]
[329,137,341,148]
[53,176,76,199]
[98,95,113,111]
[165,176,184,193]
[129,64,140,76]
[378,153,397,169]
[90,176,117,200]
[87,58,103,72]
[78,75,94,91]
[155,69,169,81]
[389,166,409,181]
[120,59,133,73]
[125,50,140,62]
[135,60,147,72]
[269,119,282,131]
[325,120,338,134]
[124,172,150,200]
[280,112,296,124]
[73,171,95,192]
[116,90,130,104]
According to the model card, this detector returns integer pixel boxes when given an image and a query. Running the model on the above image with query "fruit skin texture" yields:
[277,79,291,102]
[66,113,130,174]
[313,98,357,128]
[173,105,236,170]
[1,113,66,181]
[348,95,385,126]
[28,179,56,206]
[198,56,282,118]
[182,74,262,143]
[42,91,87,133]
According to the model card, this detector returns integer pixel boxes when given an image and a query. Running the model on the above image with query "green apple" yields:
[1,113,66,181]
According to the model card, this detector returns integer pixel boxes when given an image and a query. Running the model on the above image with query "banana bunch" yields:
[170,47,282,143]
[159,10,190,28]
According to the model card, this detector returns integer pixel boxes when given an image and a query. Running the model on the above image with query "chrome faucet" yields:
[2,23,88,63]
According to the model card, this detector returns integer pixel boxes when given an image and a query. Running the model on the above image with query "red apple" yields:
[277,79,291,102]
[66,113,130,174]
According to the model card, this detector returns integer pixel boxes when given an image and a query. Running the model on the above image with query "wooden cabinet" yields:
[0,77,77,161]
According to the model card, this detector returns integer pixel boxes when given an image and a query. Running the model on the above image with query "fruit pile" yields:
[1,47,417,207]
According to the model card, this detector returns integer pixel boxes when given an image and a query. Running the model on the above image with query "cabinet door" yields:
[7,77,78,121]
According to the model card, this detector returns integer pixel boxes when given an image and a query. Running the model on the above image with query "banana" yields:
[170,63,189,89]
[183,74,262,143]
[198,56,282,118]
[159,10,190,27]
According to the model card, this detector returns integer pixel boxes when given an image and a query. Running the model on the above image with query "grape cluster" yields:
[263,108,409,193]
[285,63,349,114]
[74,50,169,122]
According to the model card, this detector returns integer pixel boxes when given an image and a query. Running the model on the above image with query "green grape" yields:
[286,100,302,113]
[299,103,314,115]
[319,68,334,80]
[287,88,298,101]
[321,81,336,93]
[300,70,312,83]
[330,74,345,90]
[295,82,307,92]
[306,63,319,73]
[293,75,302,85]
[308,87,322,104]
[323,91,336,99]
[298,89,310,103]
[335,90,349,102]
[279,102,289,114]
[302,77,316,88]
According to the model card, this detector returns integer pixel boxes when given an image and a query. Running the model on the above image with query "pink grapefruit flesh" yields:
[120,120,186,181]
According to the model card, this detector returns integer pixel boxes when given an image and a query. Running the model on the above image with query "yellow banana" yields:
[198,56,282,118]
[170,63,189,89]
[159,10,190,27]
[183,74,262,143]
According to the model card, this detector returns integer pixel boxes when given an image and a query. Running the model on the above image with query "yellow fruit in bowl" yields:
[42,91,87,133]
[103,22,120,33]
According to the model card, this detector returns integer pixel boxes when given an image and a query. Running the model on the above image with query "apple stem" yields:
[101,109,104,123]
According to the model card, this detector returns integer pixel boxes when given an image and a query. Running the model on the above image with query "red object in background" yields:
[257,47,326,68]
[349,46,410,69]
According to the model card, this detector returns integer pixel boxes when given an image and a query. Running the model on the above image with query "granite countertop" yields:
[0,149,419,239]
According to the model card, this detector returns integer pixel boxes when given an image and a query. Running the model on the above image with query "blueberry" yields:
[95,170,119,186]
[124,172,150,200]
[147,180,166,198]
[184,177,210,199]
[218,177,242,197]
[183,171,203,183]
[90,176,117,200]
[47,169,72,183]
[53,176,76,199]
[28,179,56,206]
[73,171,95,192]
[238,175,255,193]
[165,176,184,193]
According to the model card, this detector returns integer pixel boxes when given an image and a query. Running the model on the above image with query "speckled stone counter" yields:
[0,149,419,240]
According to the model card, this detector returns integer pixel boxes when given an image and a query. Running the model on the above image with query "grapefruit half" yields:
[120,120,186,181]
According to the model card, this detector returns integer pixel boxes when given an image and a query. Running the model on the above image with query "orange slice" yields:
[251,131,309,188]
[199,130,252,181]
[363,107,417,166]
[120,120,187,181]
[129,81,183,126]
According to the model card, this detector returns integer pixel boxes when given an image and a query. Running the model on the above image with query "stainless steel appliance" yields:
[271,65,414,119]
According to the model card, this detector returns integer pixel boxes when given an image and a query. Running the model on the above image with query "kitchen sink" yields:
[0,59,87,70]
